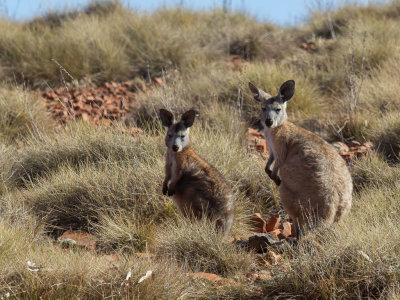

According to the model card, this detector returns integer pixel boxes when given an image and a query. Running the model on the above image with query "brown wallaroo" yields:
[249,80,353,239]
[159,109,236,238]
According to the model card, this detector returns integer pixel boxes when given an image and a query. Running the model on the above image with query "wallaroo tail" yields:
[159,109,235,238]
[249,80,353,239]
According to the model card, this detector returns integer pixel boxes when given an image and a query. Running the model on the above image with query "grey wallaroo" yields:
[159,109,236,238]
[249,80,353,239]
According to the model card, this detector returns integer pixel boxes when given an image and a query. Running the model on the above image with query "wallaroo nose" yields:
[265,118,273,127]
[172,145,179,152]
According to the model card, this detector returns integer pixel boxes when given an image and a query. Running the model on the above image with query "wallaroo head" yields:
[159,109,196,152]
[248,80,295,128]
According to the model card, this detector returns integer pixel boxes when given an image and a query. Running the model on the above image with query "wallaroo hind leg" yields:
[293,219,302,240]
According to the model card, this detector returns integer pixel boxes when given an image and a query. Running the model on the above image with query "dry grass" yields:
[0,1,400,298]
[0,220,203,299]
[0,4,297,87]
[153,216,256,276]
[0,88,52,144]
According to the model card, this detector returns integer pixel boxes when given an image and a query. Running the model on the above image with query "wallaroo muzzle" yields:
[172,145,180,152]
[265,118,273,127]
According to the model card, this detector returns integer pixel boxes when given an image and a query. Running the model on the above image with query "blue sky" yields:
[0,0,383,26]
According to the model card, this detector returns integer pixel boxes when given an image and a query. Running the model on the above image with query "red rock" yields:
[152,77,164,86]
[187,272,221,282]
[250,213,267,233]
[348,140,361,147]
[355,146,368,154]
[269,229,281,241]
[82,112,89,122]
[255,138,268,154]
[248,233,277,252]
[340,152,355,161]
[247,128,268,155]
[128,127,143,135]
[266,214,281,232]
[333,142,350,153]
[247,127,264,138]
[279,222,292,239]
[57,230,97,250]
[258,270,273,281]
[265,251,281,265]
[363,141,373,149]
[299,43,308,49]
[308,41,317,50]
[229,55,249,71]
[217,278,236,286]
[103,253,120,262]
[246,272,259,282]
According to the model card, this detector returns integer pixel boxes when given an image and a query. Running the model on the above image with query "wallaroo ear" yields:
[278,80,295,102]
[181,110,196,128]
[248,82,261,102]
[159,109,174,127]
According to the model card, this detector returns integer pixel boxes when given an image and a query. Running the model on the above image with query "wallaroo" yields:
[249,80,353,239]
[159,109,236,238]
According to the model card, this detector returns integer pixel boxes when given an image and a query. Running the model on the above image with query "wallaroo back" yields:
[159,109,235,237]
[249,80,352,239]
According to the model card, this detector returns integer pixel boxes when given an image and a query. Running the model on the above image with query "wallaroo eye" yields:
[262,107,266,111]
[168,134,173,137]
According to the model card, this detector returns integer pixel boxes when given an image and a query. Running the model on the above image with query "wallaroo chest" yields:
[166,146,196,174]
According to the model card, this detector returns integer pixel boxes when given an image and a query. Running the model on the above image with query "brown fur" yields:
[249,81,353,238]
[270,122,352,232]
[160,110,235,237]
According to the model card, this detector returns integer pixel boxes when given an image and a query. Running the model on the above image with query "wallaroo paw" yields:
[274,177,281,186]
[167,189,175,196]
[162,185,168,195]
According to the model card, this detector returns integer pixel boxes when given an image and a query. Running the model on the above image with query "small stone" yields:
[266,214,281,232]
[279,222,292,239]
[233,239,249,250]
[269,229,282,241]
[58,230,97,251]
[152,77,164,86]
[348,140,361,147]
[333,142,350,153]
[258,270,273,281]
[248,233,277,252]
[246,272,259,282]
[363,141,373,149]
[135,253,155,259]
[103,253,120,263]
[187,272,221,282]
[265,251,281,265]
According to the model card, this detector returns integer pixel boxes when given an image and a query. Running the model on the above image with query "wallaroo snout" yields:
[159,109,236,238]
[249,80,353,239]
